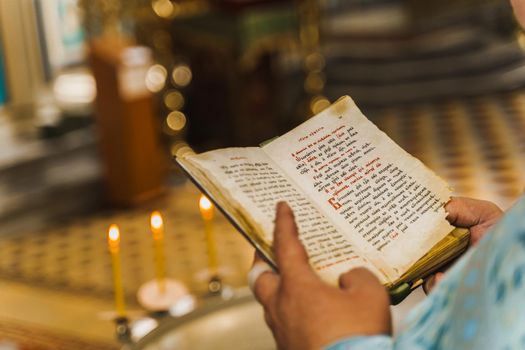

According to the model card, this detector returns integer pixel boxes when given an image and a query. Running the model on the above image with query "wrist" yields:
[324,335,393,350]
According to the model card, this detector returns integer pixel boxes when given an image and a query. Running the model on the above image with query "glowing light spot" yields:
[305,52,325,71]
[171,64,192,87]
[53,72,96,105]
[152,0,176,18]
[304,72,325,94]
[145,64,167,92]
[166,111,187,131]
[310,95,330,114]
[150,211,163,230]
[199,195,214,219]
[108,224,120,242]
[164,90,184,110]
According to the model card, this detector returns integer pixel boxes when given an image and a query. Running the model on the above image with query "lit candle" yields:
[108,224,126,318]
[199,195,218,275]
[150,211,166,294]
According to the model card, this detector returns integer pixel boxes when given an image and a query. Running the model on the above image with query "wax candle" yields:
[108,224,126,318]
[150,211,166,293]
[199,195,218,274]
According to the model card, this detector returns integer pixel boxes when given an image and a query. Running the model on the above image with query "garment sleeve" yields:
[325,335,394,350]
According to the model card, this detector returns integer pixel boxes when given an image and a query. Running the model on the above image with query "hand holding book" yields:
[251,202,392,350]
[176,96,470,303]
[423,197,503,293]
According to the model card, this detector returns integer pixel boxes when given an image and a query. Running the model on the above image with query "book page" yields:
[263,96,454,277]
[184,147,387,284]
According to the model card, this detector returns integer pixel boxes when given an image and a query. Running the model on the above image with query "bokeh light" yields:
[170,141,194,158]
[151,0,175,18]
[171,64,192,87]
[53,72,96,105]
[145,64,167,92]
[304,52,325,72]
[304,72,325,94]
[166,111,187,131]
[310,95,330,114]
[164,90,185,110]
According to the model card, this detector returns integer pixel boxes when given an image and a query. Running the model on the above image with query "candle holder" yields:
[137,278,195,314]
[114,316,132,344]
[194,267,235,300]
[207,274,223,294]
[197,195,235,299]
[139,211,195,315]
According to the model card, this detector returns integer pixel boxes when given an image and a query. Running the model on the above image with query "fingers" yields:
[445,197,502,227]
[253,270,279,305]
[273,202,312,279]
[263,310,274,329]
[423,272,445,294]
[338,267,382,290]
[250,252,278,305]
[445,197,477,227]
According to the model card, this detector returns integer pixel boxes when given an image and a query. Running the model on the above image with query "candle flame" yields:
[150,211,163,230]
[108,224,120,242]
[108,224,120,253]
[199,194,214,220]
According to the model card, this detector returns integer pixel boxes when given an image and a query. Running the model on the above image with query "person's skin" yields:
[512,0,525,28]
[252,2,523,345]
[252,198,503,349]
[252,202,391,350]
[424,197,503,292]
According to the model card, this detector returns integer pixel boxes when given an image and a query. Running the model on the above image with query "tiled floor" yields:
[0,183,254,347]
[368,91,525,210]
[0,183,253,304]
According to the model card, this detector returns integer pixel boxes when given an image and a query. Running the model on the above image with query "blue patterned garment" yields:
[326,195,525,350]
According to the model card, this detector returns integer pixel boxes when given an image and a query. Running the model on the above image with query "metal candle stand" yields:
[115,316,132,344]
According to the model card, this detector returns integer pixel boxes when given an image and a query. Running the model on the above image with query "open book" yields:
[177,96,469,304]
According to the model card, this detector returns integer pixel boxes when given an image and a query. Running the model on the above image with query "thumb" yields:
[273,202,313,279]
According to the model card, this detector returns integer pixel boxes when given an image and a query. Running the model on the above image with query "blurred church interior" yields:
[0,0,524,349]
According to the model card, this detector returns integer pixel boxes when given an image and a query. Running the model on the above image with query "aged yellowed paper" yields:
[263,96,454,280]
